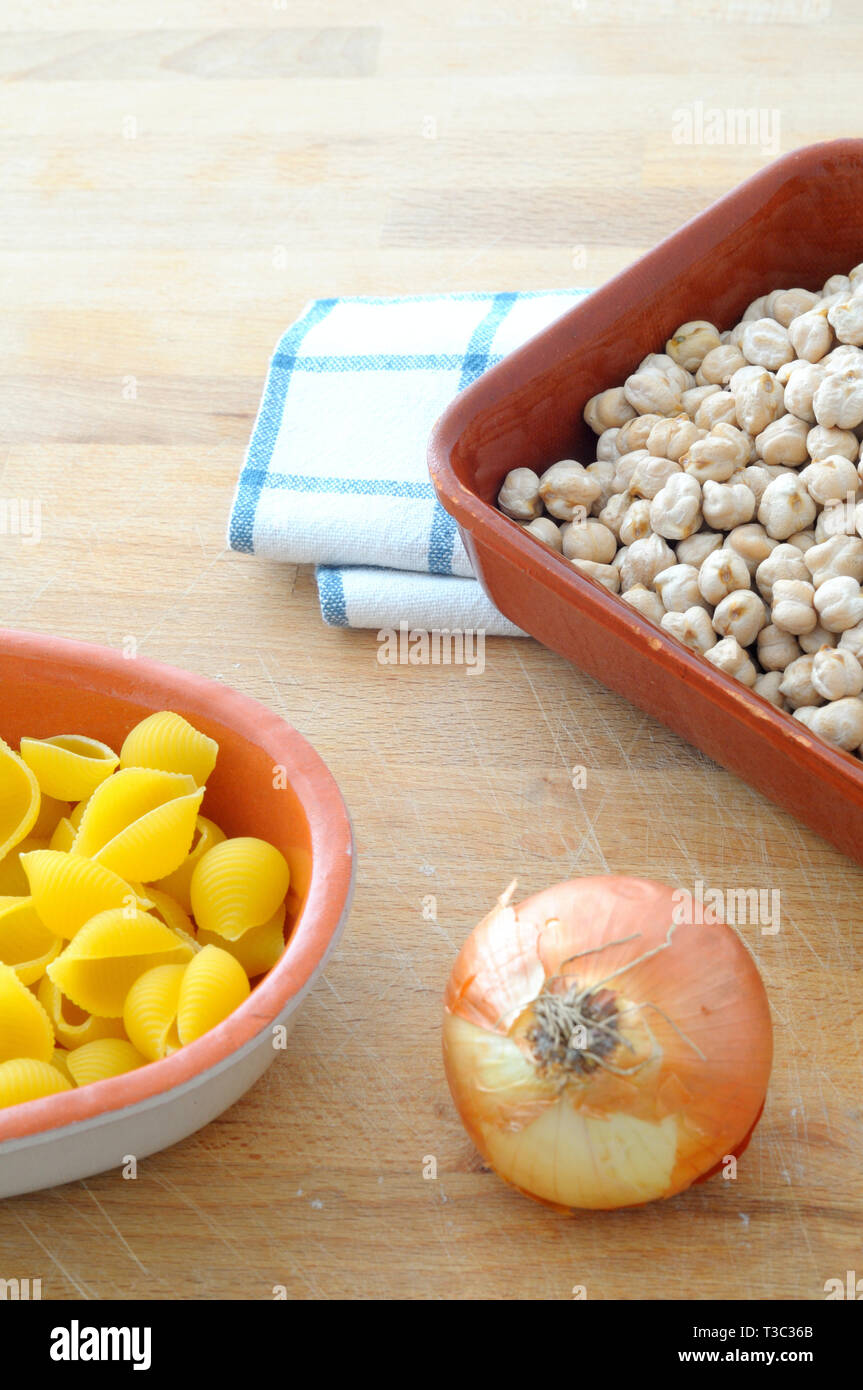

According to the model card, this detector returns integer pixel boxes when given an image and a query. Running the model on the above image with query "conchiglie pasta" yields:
[123,964,186,1061]
[37,975,126,1051]
[0,1058,72,1106]
[48,909,195,1017]
[120,711,218,788]
[152,816,226,914]
[21,850,143,941]
[0,737,41,862]
[19,734,119,802]
[0,710,295,1112]
[0,962,54,1062]
[0,897,61,985]
[72,768,204,881]
[197,904,286,979]
[66,1039,146,1087]
[177,945,250,1045]
[191,838,290,941]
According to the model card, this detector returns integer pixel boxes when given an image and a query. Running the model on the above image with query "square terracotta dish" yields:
[0,630,354,1198]
[429,140,863,865]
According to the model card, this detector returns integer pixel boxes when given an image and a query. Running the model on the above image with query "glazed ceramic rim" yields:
[428,139,863,806]
[0,628,355,1145]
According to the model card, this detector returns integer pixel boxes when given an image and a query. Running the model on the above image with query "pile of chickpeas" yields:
[497,266,863,757]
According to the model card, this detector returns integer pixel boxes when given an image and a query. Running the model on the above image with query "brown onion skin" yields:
[444,876,773,1211]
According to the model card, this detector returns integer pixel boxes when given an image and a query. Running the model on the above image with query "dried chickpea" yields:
[811,646,863,700]
[698,548,750,605]
[787,529,817,553]
[702,480,756,531]
[779,361,823,423]
[585,459,617,514]
[683,422,751,483]
[806,424,859,462]
[653,563,704,613]
[813,363,863,429]
[649,472,702,540]
[637,353,693,391]
[823,274,852,298]
[618,499,653,547]
[681,385,719,418]
[620,584,665,624]
[584,388,636,434]
[695,390,739,430]
[827,296,863,347]
[757,474,817,540]
[804,534,863,588]
[838,621,863,661]
[739,465,772,506]
[498,468,542,520]
[755,414,809,467]
[616,413,662,454]
[539,460,602,520]
[730,364,786,434]
[704,636,758,687]
[661,607,716,654]
[754,671,787,709]
[724,522,778,575]
[596,428,622,463]
[623,368,683,417]
[742,295,769,322]
[521,517,563,551]
[629,454,681,500]
[779,654,822,709]
[561,517,618,563]
[598,490,631,540]
[757,624,801,672]
[740,318,795,370]
[771,579,817,635]
[646,417,703,461]
[570,558,620,592]
[712,588,767,646]
[617,533,676,591]
[696,344,746,387]
[787,306,833,363]
[676,530,723,567]
[769,287,819,327]
[799,697,863,751]
[813,575,863,632]
[666,321,722,372]
[755,544,810,604]
[798,624,838,654]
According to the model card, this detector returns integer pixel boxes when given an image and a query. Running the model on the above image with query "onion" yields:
[443,877,772,1211]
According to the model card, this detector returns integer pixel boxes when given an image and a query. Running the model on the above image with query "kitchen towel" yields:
[228,289,590,634]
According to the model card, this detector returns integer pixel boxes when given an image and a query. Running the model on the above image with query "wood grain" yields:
[1,0,862,1301]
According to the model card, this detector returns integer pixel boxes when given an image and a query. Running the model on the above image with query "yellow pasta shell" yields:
[36,975,126,1051]
[152,816,226,914]
[0,897,62,986]
[49,817,77,852]
[123,964,186,1061]
[21,849,143,940]
[197,904,286,979]
[66,1038,147,1087]
[72,769,203,881]
[190,837,290,941]
[0,1058,72,1107]
[177,945,250,1045]
[47,908,194,1017]
[0,736,41,862]
[68,798,88,830]
[19,734,119,801]
[120,711,219,788]
[0,961,54,1062]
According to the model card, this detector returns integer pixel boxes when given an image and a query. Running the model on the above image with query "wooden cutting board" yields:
[0,0,860,1300]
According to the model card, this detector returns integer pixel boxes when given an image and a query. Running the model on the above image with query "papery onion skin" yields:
[443,877,773,1211]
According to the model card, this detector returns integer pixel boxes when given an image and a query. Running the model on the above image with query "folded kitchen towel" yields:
[228,289,590,634]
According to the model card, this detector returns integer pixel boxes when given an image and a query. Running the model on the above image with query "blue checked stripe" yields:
[229,297,338,553]
[237,471,437,499]
[317,567,348,627]
[428,291,518,576]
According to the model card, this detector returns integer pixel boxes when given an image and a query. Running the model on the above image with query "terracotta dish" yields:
[0,628,354,1197]
[429,140,863,864]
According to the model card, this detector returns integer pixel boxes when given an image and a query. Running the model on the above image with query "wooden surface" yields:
[1,0,862,1301]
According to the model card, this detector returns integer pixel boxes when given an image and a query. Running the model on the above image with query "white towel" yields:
[228,290,589,633]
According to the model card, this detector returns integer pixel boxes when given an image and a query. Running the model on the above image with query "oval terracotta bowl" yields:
[0,629,354,1199]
